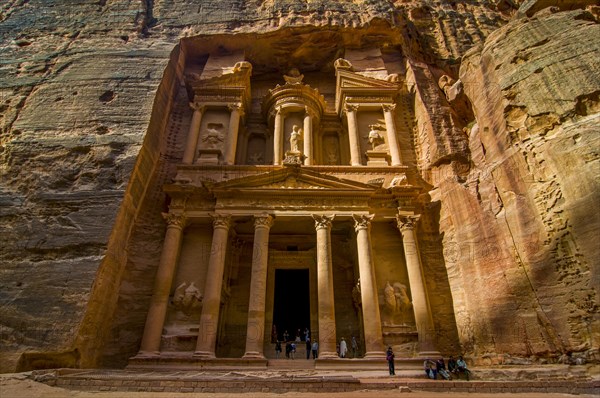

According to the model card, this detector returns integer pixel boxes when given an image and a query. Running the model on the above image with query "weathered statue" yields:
[173,281,202,315]
[290,125,302,153]
[384,281,397,313]
[367,125,382,150]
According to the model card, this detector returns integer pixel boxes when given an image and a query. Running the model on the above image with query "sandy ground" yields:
[0,373,597,398]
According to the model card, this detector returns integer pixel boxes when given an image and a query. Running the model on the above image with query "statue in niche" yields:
[324,136,339,165]
[283,68,304,84]
[382,281,413,326]
[202,123,225,149]
[289,125,302,153]
[172,281,202,316]
[367,125,383,150]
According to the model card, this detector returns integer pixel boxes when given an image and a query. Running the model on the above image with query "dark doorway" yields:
[272,269,310,342]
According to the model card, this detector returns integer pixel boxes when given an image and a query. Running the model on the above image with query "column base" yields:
[133,350,160,358]
[318,352,339,359]
[192,351,216,359]
[242,352,265,360]
[363,351,386,360]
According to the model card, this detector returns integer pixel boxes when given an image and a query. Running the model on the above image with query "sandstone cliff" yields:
[1,0,597,372]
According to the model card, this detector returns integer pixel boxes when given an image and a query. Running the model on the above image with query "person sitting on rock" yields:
[436,357,451,380]
[424,358,437,379]
[456,355,471,380]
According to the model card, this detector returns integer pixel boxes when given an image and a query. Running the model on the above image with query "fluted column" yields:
[243,214,274,359]
[137,213,187,356]
[303,108,313,165]
[382,104,402,166]
[194,214,232,358]
[224,103,243,165]
[344,104,361,166]
[273,107,283,165]
[396,214,438,355]
[182,103,204,164]
[313,214,337,359]
[353,214,385,359]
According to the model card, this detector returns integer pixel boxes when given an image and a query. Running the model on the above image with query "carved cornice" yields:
[312,214,335,230]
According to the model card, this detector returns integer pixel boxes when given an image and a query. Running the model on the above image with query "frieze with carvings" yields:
[214,196,370,210]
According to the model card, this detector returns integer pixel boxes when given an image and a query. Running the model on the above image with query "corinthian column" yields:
[182,103,204,164]
[194,214,232,358]
[224,103,243,165]
[382,104,402,166]
[273,107,283,165]
[312,214,337,359]
[353,214,385,359]
[243,214,274,359]
[396,214,438,355]
[303,108,313,165]
[137,213,187,356]
[344,104,361,166]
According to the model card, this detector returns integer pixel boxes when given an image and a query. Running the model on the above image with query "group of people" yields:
[337,336,359,358]
[423,356,471,380]
[274,327,318,359]
[385,347,471,380]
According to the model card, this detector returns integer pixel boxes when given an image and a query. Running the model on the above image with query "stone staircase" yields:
[33,367,599,395]
[267,358,316,370]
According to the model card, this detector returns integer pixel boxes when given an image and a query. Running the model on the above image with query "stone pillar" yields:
[224,103,243,165]
[312,214,338,359]
[344,104,361,166]
[243,214,274,359]
[273,107,283,166]
[194,214,232,358]
[382,104,402,166]
[353,214,385,359]
[396,214,438,355]
[303,108,313,165]
[137,213,187,356]
[182,103,204,164]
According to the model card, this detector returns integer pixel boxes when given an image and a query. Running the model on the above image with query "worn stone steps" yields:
[33,368,599,395]
[267,358,316,369]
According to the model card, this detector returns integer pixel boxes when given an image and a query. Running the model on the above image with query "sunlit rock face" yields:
[0,0,597,372]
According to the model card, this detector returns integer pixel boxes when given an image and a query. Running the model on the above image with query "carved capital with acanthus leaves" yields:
[162,212,187,229]
[352,214,374,232]
[312,214,335,230]
[396,214,420,231]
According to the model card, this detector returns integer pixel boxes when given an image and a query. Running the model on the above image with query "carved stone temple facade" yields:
[124,44,449,368]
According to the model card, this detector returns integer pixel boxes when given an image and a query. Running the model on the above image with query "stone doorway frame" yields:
[264,249,318,358]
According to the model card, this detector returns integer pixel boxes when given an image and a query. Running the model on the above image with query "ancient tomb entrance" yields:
[272,269,310,343]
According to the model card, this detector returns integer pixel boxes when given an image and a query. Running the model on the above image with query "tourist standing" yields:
[339,337,348,358]
[290,342,296,359]
[351,336,359,358]
[312,340,319,359]
[305,338,311,359]
[275,340,282,359]
[386,346,395,376]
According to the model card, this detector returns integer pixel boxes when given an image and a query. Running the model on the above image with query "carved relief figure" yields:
[202,123,225,149]
[324,135,339,165]
[382,281,413,325]
[173,281,202,316]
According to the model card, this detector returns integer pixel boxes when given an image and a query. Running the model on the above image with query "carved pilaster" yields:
[344,104,361,166]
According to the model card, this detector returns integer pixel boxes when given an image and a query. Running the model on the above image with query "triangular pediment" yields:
[209,168,377,192]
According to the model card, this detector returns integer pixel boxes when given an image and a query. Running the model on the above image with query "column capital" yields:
[189,102,205,112]
[396,214,420,231]
[382,103,396,113]
[228,103,244,117]
[304,106,316,118]
[344,103,360,113]
[254,214,274,229]
[353,214,374,232]
[162,212,187,229]
[210,213,232,229]
[312,214,335,230]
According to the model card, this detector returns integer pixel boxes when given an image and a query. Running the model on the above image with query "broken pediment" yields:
[335,68,400,114]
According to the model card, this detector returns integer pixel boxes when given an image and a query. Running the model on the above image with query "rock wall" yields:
[1,0,597,371]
